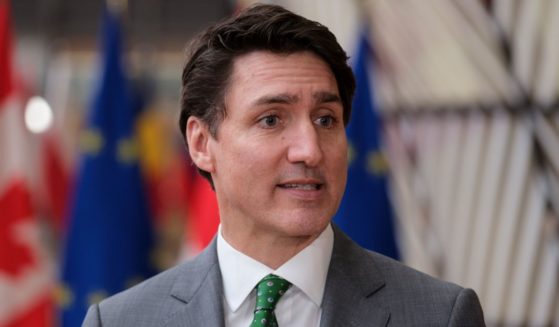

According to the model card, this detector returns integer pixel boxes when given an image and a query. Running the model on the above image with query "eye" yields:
[258,115,280,128]
[315,115,336,128]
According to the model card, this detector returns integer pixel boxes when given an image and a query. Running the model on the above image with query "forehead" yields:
[225,51,339,103]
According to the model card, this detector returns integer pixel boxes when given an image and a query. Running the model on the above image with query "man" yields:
[83,4,485,326]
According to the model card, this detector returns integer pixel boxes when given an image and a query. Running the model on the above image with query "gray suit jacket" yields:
[83,227,485,326]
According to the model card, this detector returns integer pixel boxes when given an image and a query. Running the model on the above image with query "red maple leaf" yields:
[0,179,37,276]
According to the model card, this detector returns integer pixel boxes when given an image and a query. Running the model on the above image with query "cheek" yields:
[325,140,348,185]
[220,142,274,181]
[326,136,348,166]
[332,156,348,189]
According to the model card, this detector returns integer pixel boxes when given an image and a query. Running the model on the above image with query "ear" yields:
[186,116,215,173]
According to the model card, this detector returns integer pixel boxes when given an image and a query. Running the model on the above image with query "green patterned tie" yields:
[249,274,291,327]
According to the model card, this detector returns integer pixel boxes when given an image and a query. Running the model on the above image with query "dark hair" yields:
[179,4,355,183]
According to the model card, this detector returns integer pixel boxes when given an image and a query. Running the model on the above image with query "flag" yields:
[185,166,219,253]
[333,31,399,259]
[0,1,54,326]
[40,51,74,237]
[61,7,155,326]
[41,134,71,235]
[135,106,220,261]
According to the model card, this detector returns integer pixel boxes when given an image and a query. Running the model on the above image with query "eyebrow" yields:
[313,91,341,104]
[252,91,341,106]
[253,93,299,106]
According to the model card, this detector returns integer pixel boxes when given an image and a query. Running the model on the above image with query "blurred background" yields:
[1,0,558,326]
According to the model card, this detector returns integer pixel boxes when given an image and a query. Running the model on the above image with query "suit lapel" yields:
[320,226,390,327]
[159,227,390,327]
[163,240,226,327]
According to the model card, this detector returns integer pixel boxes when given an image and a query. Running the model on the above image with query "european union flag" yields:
[61,8,155,326]
[334,31,400,259]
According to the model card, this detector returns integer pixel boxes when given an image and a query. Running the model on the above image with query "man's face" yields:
[199,51,347,242]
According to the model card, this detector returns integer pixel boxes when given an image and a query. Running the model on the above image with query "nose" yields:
[286,121,323,167]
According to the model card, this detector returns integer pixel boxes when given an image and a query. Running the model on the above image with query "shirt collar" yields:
[217,224,334,312]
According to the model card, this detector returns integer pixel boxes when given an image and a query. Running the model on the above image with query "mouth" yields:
[277,182,323,190]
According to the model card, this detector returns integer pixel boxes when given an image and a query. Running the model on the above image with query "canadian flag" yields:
[0,1,54,326]
[186,170,220,252]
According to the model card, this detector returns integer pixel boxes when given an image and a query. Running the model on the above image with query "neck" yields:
[220,225,322,269]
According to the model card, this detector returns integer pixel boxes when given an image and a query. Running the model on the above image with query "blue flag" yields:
[61,8,155,325]
[333,32,400,259]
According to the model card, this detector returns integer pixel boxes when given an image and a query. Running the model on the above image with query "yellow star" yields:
[367,151,389,175]
[87,290,109,306]
[347,142,356,166]
[54,283,74,308]
[80,129,104,155]
[117,137,139,164]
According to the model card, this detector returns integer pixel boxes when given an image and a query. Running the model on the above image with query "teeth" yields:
[282,184,319,190]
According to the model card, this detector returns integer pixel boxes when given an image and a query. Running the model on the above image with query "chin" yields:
[277,211,332,238]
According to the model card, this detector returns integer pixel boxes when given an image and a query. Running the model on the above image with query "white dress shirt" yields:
[217,224,334,327]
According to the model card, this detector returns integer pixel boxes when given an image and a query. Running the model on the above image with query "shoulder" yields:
[330,227,485,325]
[369,252,484,325]
[83,243,219,326]
[364,250,465,300]
[83,262,189,326]
[332,226,461,296]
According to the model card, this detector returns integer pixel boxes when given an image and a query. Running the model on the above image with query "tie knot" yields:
[254,274,291,311]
